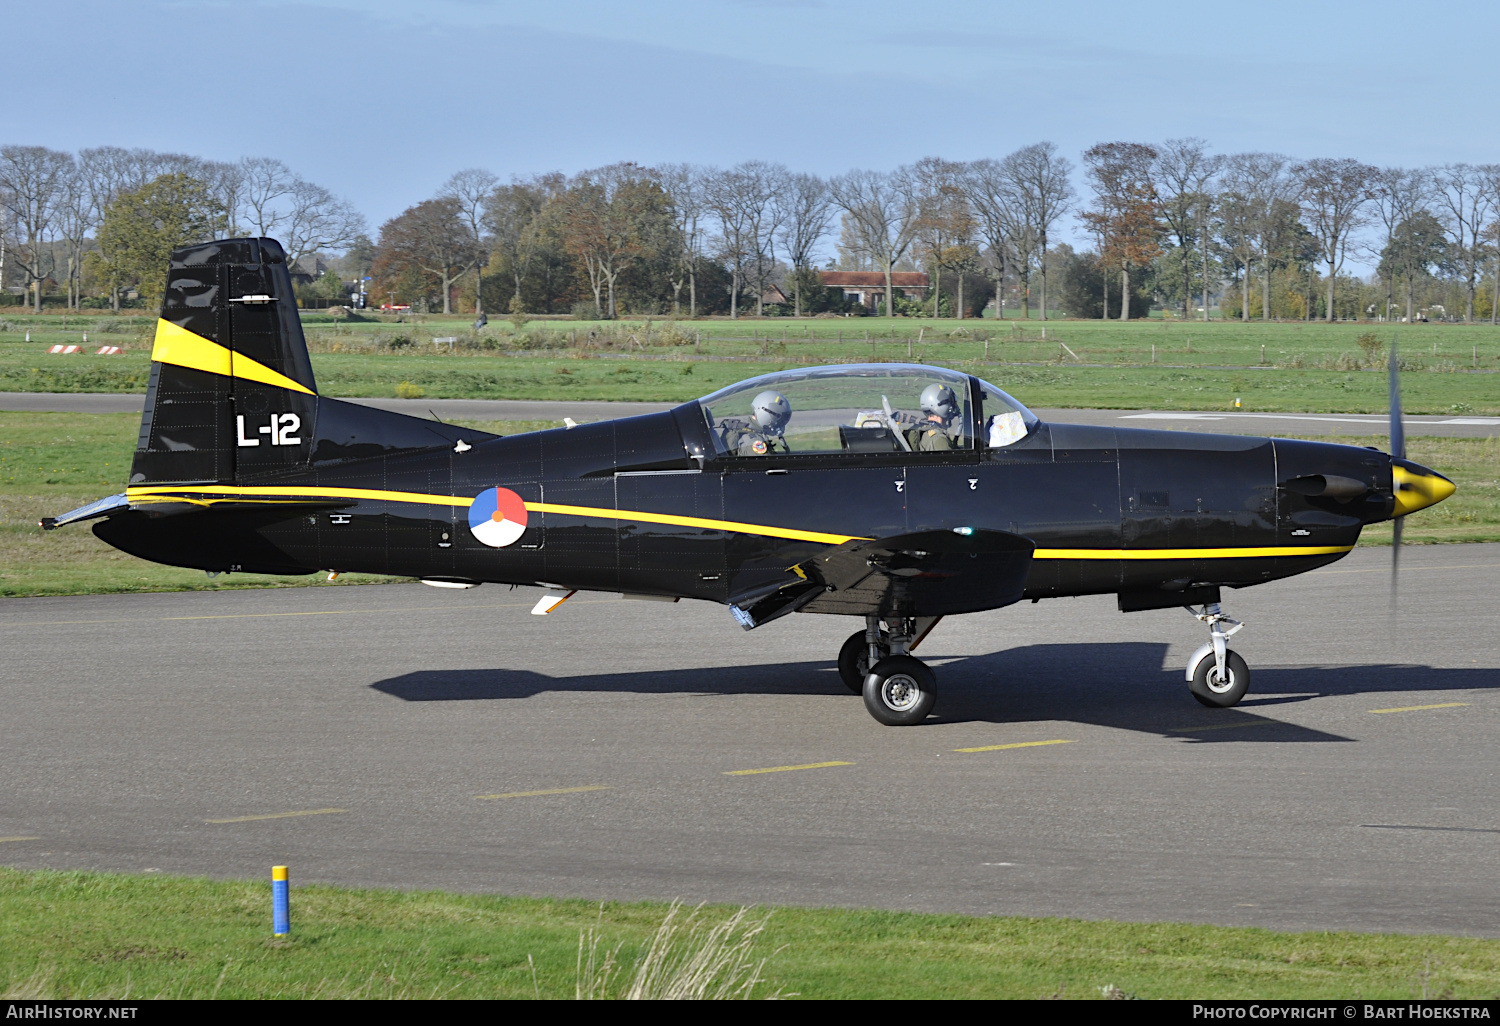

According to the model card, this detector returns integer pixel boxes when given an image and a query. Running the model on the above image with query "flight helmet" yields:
[751,390,792,435]
[920,382,960,423]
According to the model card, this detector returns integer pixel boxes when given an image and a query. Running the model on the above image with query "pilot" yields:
[906,383,963,451]
[719,390,793,456]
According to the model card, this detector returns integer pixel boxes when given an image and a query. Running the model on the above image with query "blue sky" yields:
[20,0,1500,249]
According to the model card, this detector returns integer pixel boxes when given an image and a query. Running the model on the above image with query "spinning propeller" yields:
[1389,335,1404,599]
[1387,336,1458,604]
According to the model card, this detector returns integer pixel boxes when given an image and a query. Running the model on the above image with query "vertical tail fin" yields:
[131,237,319,485]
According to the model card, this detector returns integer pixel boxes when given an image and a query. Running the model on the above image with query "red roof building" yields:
[818,271,930,309]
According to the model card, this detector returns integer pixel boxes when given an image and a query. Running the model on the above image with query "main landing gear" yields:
[839,615,941,725]
[1184,603,1250,708]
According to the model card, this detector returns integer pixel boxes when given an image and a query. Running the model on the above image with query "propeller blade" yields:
[1391,513,1403,605]
[1389,334,1403,610]
[1388,335,1404,461]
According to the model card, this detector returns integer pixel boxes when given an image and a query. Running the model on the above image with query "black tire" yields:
[1189,649,1250,708]
[862,655,937,726]
[837,629,889,694]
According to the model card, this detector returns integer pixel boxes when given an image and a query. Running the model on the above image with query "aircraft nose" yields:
[1391,457,1456,516]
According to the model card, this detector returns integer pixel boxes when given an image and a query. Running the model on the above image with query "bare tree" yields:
[703,162,786,318]
[1431,163,1498,323]
[746,163,790,317]
[1155,139,1213,319]
[223,156,364,272]
[659,163,709,317]
[775,171,833,317]
[56,162,90,310]
[1293,157,1377,322]
[1004,142,1074,319]
[1215,179,1257,321]
[829,168,921,317]
[0,146,73,312]
[909,157,971,318]
[237,157,297,238]
[1368,167,1431,323]
[440,168,498,313]
[279,179,364,271]
[1234,153,1295,321]
[963,158,1023,320]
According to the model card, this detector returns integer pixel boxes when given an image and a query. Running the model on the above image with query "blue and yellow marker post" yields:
[272,865,290,936]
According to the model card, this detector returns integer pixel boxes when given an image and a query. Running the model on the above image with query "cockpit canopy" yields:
[696,363,1036,458]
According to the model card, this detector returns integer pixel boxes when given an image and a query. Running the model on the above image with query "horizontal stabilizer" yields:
[40,493,129,531]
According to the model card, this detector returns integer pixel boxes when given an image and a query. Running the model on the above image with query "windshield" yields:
[974,378,1038,449]
[698,364,975,457]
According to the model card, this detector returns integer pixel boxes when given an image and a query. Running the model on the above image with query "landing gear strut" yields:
[1184,603,1250,708]
[837,627,888,694]
[849,615,941,725]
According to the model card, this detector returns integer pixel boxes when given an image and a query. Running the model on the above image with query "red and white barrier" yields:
[48,345,82,354]
[96,346,122,355]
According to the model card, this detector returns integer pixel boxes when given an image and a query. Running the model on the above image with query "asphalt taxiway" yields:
[1,543,1497,935]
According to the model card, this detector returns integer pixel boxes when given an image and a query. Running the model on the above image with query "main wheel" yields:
[862,655,937,726]
[1189,649,1250,708]
[838,629,889,694]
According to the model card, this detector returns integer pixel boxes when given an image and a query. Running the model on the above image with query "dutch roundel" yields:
[467,487,528,547]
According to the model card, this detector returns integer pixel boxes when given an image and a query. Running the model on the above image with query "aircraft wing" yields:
[727,528,1035,629]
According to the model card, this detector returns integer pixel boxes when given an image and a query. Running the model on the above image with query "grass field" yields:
[3,868,1499,999]
[1,312,1498,413]
[1,412,1494,598]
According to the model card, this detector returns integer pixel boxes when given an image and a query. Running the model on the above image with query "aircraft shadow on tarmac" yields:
[370,642,1500,743]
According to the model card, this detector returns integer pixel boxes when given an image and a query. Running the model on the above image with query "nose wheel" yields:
[1184,603,1250,708]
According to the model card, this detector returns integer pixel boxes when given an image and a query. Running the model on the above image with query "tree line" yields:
[6,139,1500,323]
[342,145,1500,325]
[0,145,362,311]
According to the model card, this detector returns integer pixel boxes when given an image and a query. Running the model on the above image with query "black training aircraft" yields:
[45,238,1456,725]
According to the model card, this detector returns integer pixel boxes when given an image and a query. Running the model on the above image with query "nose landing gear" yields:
[843,615,941,725]
[1184,603,1250,707]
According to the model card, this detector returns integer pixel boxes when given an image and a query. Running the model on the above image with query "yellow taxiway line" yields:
[1369,702,1470,714]
[475,786,611,800]
[723,761,853,776]
[953,739,1075,753]
[204,808,348,824]
[0,836,40,843]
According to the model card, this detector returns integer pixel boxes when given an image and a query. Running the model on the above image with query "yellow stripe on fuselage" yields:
[530,501,856,545]
[150,319,315,395]
[122,485,1352,559]
[1032,545,1353,560]
[128,483,469,507]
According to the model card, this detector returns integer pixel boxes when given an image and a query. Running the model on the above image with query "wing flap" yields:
[725,528,1037,628]
[795,528,1035,618]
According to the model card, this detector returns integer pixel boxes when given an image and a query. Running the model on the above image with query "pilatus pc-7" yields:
[45,238,1456,725]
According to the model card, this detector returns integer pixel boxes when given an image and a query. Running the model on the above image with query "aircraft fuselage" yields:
[99,404,1395,615]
